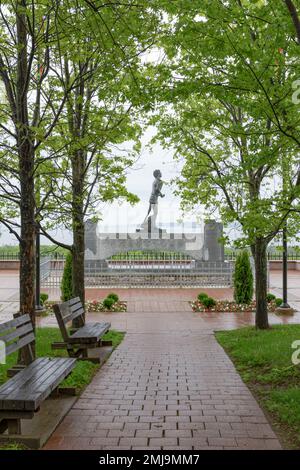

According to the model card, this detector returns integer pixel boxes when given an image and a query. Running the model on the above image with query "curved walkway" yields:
[44,295,282,450]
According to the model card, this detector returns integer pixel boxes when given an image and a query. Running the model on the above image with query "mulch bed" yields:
[190,299,278,313]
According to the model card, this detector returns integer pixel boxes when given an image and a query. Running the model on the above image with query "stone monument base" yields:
[85,219,224,262]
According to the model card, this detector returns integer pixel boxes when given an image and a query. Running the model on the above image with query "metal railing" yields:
[40,256,65,288]
[85,258,234,288]
[0,252,20,260]
[40,255,234,289]
[225,251,300,261]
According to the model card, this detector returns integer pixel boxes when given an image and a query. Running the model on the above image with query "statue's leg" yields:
[152,204,158,227]
[142,204,152,224]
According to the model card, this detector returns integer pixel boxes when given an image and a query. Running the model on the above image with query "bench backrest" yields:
[53,297,85,342]
[0,314,34,360]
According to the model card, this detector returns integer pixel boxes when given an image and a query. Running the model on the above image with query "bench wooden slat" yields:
[52,298,111,359]
[70,322,110,338]
[60,302,82,319]
[6,333,35,356]
[17,359,68,395]
[68,297,81,307]
[0,323,33,344]
[0,314,31,333]
[23,358,75,410]
[63,307,85,325]
[69,302,83,314]
[70,322,110,343]
[22,359,75,410]
[0,358,50,394]
[6,359,59,397]
[0,358,76,411]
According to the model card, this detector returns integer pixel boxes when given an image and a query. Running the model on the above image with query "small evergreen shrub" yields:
[267,293,276,303]
[197,292,209,303]
[233,250,253,304]
[40,292,49,305]
[275,298,283,307]
[107,293,119,303]
[103,297,115,310]
[202,296,216,309]
[61,252,73,301]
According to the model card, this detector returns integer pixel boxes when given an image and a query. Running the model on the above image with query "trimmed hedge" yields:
[233,250,253,304]
[61,252,73,301]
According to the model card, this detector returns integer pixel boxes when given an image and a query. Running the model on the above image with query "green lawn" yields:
[0,327,124,390]
[216,325,300,448]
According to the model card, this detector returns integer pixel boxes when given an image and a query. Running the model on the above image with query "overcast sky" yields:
[0,127,206,246]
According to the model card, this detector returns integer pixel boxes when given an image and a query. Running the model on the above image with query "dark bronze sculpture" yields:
[136,169,165,233]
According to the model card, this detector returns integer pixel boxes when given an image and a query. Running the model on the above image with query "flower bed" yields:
[43,299,127,314]
[86,299,127,313]
[190,299,278,313]
[39,301,54,316]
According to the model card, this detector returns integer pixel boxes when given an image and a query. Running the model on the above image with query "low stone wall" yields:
[269,260,300,271]
[0,260,20,270]
[0,259,64,271]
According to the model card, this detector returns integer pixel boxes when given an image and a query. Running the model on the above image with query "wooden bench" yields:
[0,315,76,437]
[52,297,111,362]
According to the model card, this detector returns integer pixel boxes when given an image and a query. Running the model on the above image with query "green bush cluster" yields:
[103,297,115,309]
[107,292,119,303]
[40,292,49,305]
[102,292,119,310]
[202,296,216,309]
[266,293,276,302]
[197,292,209,302]
[233,250,253,304]
[267,293,283,307]
[197,292,216,309]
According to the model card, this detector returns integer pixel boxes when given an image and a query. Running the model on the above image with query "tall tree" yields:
[0,1,96,353]
[0,1,61,335]
[36,1,158,321]
[152,0,300,328]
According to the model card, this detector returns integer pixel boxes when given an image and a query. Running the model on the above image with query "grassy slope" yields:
[216,325,300,448]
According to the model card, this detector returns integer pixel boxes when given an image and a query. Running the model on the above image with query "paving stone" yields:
[43,292,282,450]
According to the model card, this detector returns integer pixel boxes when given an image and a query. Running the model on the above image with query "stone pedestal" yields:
[85,219,224,262]
[203,220,224,261]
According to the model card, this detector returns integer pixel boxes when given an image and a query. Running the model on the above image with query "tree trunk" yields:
[19,147,36,325]
[72,150,85,327]
[16,0,36,362]
[252,238,269,329]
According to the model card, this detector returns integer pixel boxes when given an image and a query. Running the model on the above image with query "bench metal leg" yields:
[0,419,8,434]
[81,348,88,359]
[7,419,21,435]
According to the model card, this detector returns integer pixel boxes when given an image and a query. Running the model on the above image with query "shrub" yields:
[107,293,119,303]
[40,292,49,305]
[275,298,283,307]
[267,293,276,303]
[197,292,209,303]
[61,252,73,301]
[202,296,216,309]
[103,297,115,310]
[233,250,253,304]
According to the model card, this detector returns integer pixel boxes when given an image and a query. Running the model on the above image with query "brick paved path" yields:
[44,301,281,450]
